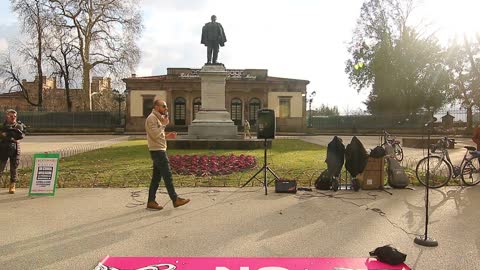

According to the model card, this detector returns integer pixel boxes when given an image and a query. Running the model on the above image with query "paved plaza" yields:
[0,135,478,270]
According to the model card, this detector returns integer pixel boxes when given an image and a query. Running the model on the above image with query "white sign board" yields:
[29,153,60,196]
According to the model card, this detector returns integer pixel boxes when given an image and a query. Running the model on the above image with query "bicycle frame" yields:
[383,130,400,146]
[430,137,472,178]
[416,136,480,188]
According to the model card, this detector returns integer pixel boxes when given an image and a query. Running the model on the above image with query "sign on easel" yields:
[29,153,60,196]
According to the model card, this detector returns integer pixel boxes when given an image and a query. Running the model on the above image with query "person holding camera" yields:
[0,109,25,194]
[145,99,190,210]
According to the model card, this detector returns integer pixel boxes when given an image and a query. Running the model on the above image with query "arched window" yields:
[231,98,242,126]
[249,98,261,125]
[193,97,201,120]
[174,97,186,125]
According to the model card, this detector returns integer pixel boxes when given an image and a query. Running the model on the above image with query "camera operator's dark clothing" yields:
[0,122,25,183]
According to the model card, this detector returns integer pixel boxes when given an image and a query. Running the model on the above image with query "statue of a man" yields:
[201,15,227,65]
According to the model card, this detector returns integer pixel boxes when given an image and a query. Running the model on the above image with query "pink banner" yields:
[94,256,410,270]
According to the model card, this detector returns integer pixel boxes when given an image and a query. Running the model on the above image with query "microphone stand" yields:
[414,120,438,247]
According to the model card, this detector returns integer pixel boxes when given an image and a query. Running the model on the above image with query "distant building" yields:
[0,76,112,112]
[441,111,455,129]
[122,68,310,132]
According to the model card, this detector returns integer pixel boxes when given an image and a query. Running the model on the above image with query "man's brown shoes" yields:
[173,197,190,208]
[146,201,164,210]
[8,183,15,194]
[147,198,190,210]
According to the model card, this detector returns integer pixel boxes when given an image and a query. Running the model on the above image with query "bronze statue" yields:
[201,15,227,65]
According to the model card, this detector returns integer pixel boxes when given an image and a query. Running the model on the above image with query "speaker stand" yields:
[242,138,280,195]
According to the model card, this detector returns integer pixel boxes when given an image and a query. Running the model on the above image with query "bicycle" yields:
[382,130,404,162]
[415,136,480,188]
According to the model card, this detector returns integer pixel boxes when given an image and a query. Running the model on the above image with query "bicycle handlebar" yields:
[433,137,456,150]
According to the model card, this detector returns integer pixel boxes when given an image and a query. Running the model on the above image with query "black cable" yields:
[296,190,419,237]
[126,187,262,209]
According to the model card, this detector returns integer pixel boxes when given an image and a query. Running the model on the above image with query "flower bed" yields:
[169,154,256,176]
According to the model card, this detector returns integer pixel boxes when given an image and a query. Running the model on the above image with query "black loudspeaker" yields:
[257,109,275,139]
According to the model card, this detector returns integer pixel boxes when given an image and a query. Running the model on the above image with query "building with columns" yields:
[123,68,310,133]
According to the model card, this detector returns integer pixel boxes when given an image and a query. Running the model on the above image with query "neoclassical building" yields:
[122,68,309,132]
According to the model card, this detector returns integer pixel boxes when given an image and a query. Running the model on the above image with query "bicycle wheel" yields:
[394,144,404,162]
[415,156,451,188]
[461,157,480,186]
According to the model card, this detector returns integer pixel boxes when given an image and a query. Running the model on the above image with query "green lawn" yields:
[16,139,329,188]
[11,139,425,189]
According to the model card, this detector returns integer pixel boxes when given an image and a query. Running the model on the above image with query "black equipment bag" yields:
[370,145,386,158]
[345,136,368,177]
[315,170,332,190]
[326,136,345,177]
[275,179,297,193]
[369,245,407,265]
[386,157,409,188]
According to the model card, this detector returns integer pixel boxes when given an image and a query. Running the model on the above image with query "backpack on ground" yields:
[315,169,333,190]
[386,157,409,188]
[369,245,407,265]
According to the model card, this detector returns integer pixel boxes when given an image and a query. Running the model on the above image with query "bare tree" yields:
[48,0,142,111]
[9,0,51,109]
[0,50,39,106]
[45,24,81,112]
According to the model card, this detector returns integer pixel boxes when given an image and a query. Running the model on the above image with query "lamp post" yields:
[307,91,316,128]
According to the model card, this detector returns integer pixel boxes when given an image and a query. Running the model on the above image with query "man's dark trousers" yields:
[0,151,19,184]
[148,150,178,203]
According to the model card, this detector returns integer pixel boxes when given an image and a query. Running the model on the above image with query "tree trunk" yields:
[35,0,43,111]
[82,64,91,111]
[82,36,91,111]
[65,75,72,112]
[467,106,473,131]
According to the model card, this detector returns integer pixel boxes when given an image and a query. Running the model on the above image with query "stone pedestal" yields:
[187,65,238,139]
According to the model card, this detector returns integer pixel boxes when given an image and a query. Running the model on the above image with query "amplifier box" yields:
[275,179,297,193]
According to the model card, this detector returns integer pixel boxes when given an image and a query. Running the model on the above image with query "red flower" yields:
[170,154,256,176]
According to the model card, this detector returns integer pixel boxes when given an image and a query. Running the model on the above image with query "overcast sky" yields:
[1,0,479,114]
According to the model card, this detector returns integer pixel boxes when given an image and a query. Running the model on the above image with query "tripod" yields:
[241,138,280,195]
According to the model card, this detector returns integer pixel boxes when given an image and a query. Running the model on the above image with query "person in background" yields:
[0,109,25,194]
[244,119,252,139]
[472,123,480,150]
[145,99,190,210]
